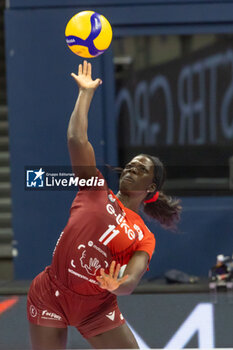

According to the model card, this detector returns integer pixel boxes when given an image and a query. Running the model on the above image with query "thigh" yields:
[27,269,68,329]
[29,323,67,350]
[87,323,139,349]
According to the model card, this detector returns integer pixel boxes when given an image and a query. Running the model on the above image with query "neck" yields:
[116,191,143,213]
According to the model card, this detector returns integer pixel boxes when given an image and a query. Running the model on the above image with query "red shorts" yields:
[27,267,125,338]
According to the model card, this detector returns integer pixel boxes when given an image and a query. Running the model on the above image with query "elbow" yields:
[67,133,88,145]
[125,289,134,295]
[112,284,136,296]
[125,284,136,295]
[117,288,134,296]
[112,289,132,296]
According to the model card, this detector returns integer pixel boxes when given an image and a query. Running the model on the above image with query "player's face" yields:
[119,155,155,192]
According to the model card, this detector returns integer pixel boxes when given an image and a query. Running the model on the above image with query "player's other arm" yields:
[113,251,149,295]
[67,60,102,179]
[96,251,149,295]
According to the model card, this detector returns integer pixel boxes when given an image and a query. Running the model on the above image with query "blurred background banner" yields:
[116,39,233,178]
[2,1,233,280]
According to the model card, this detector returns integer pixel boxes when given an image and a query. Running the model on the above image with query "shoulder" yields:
[134,216,155,240]
[135,220,156,251]
[70,169,110,209]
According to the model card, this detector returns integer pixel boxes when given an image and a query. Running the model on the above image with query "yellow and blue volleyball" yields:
[65,11,113,58]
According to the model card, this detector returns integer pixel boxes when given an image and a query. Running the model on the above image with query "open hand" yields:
[71,60,102,91]
[96,261,129,292]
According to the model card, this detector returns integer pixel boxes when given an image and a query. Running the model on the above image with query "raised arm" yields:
[67,60,102,179]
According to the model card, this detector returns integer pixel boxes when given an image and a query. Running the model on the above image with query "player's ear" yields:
[147,183,156,194]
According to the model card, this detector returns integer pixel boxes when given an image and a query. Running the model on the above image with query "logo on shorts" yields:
[42,310,62,321]
[30,305,38,318]
[106,311,115,321]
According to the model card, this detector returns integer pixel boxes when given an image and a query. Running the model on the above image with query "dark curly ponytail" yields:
[141,154,182,231]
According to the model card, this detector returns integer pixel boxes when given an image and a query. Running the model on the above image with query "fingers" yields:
[87,62,92,77]
[94,78,102,86]
[78,61,88,76]
[96,275,104,283]
[96,276,107,289]
[96,263,128,292]
[103,261,123,280]
[114,263,121,279]
[83,60,88,75]
[72,61,102,90]
[78,63,82,75]
[109,261,116,277]
[70,73,77,80]
[100,267,108,279]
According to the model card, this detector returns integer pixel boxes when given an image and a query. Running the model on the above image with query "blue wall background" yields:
[4,2,233,279]
[145,196,233,279]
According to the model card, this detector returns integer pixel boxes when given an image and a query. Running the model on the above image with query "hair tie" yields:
[144,191,159,204]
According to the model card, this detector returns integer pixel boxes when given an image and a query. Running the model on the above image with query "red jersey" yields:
[51,170,155,295]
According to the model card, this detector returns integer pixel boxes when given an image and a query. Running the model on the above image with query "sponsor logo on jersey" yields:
[78,244,86,250]
[71,259,76,268]
[41,310,62,321]
[106,204,116,215]
[92,243,107,257]
[78,241,107,257]
[80,250,101,276]
[30,305,38,318]
[70,243,108,284]
[106,311,115,321]
[68,268,99,284]
[103,205,138,244]
[108,194,116,203]
[133,224,144,241]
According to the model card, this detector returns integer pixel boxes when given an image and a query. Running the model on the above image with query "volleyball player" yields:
[27,60,181,349]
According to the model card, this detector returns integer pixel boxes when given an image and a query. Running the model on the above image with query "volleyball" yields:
[65,11,113,58]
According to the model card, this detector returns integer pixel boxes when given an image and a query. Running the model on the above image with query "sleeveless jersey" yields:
[51,170,156,295]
